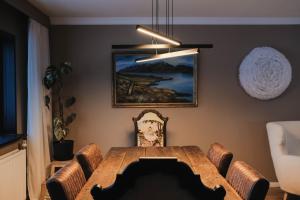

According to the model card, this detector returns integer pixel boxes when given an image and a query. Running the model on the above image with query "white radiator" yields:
[0,149,26,200]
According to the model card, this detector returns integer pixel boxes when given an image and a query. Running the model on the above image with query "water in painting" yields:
[114,54,196,105]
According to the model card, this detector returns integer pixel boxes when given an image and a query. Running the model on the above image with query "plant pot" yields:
[53,140,74,161]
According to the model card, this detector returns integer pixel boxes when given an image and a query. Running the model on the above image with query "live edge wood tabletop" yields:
[75,146,242,200]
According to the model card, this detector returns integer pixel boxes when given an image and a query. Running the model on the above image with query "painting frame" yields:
[112,51,198,108]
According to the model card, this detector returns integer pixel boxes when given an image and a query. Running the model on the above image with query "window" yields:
[0,30,16,133]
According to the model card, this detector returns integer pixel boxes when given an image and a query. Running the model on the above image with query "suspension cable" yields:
[172,0,173,38]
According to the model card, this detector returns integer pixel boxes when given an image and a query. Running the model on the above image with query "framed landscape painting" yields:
[112,52,198,107]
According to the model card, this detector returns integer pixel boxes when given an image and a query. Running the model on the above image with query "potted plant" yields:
[43,62,77,161]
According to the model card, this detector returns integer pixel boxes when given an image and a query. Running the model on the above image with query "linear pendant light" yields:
[135,0,199,63]
[136,48,199,63]
[136,25,181,46]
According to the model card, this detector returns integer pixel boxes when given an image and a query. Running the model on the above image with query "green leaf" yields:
[65,113,76,126]
[64,97,76,108]
[43,65,59,89]
[45,65,58,78]
[54,127,65,141]
[43,76,54,89]
[53,117,65,141]
[60,62,72,75]
[45,65,57,74]
[53,117,63,127]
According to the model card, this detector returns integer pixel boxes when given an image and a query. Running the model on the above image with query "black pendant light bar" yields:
[112,44,213,49]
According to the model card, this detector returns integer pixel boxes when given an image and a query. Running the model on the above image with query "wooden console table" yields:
[76,146,242,200]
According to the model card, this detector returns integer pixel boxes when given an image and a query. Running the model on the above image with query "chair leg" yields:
[284,192,300,200]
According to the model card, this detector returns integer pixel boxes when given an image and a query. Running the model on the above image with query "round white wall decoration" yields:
[239,47,292,100]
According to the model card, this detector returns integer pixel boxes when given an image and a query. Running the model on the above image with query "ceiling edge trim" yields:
[50,17,300,25]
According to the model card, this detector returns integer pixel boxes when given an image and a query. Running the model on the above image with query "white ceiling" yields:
[28,0,300,25]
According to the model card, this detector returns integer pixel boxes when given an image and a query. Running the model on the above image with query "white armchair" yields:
[266,121,300,197]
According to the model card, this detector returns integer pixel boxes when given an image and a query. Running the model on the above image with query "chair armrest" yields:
[266,123,287,157]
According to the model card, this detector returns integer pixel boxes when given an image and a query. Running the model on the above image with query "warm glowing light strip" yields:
[136,48,199,63]
[133,44,175,49]
[136,25,181,46]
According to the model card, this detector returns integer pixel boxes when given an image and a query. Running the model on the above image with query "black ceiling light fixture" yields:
[111,0,213,55]
[135,0,201,63]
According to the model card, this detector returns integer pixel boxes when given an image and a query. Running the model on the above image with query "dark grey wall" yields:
[5,0,50,27]
[50,25,300,181]
[0,1,28,134]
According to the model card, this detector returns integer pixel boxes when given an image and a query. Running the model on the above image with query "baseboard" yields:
[270,182,280,188]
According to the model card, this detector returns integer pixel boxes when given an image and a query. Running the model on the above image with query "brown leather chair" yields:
[75,143,103,179]
[226,161,269,200]
[46,160,86,200]
[207,143,233,177]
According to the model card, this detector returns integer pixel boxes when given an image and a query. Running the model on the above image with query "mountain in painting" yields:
[118,61,193,74]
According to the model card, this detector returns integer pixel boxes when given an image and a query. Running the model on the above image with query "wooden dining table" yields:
[76,146,242,200]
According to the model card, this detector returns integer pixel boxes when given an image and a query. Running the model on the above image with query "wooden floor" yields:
[266,187,284,200]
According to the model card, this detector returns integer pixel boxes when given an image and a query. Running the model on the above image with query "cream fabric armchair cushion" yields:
[266,121,300,195]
